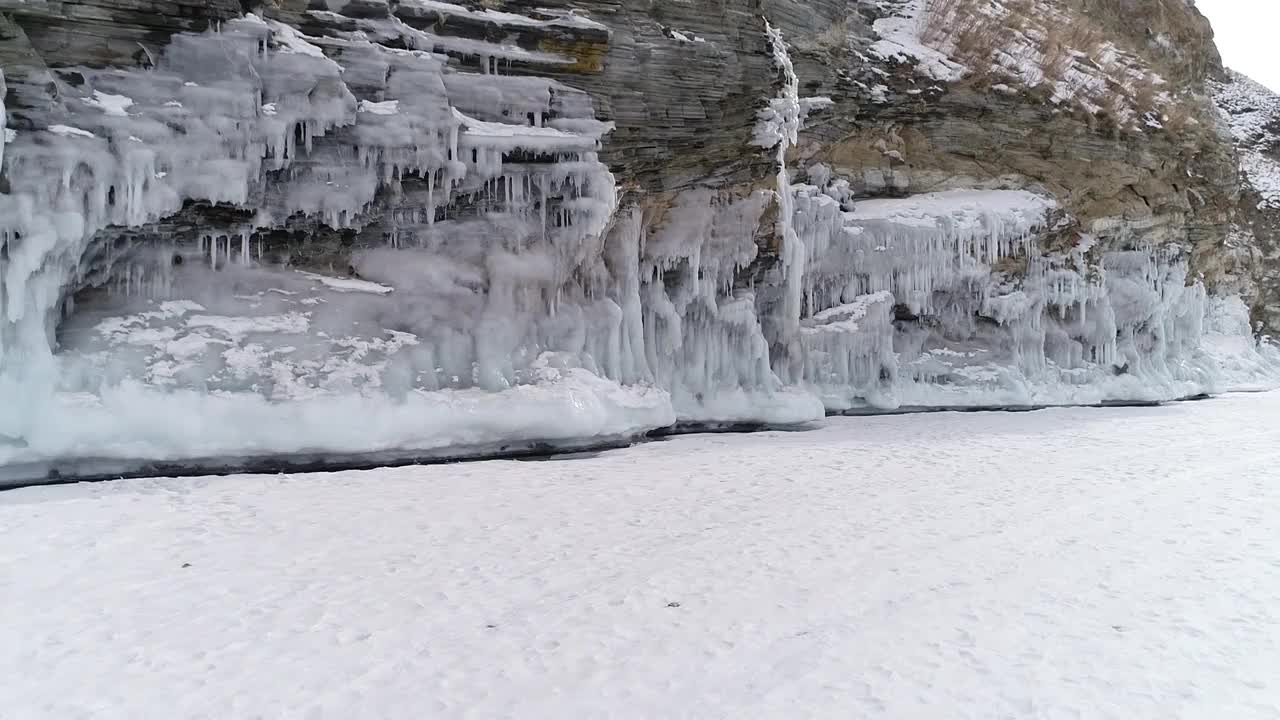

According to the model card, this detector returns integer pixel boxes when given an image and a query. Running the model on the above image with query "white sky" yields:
[1194,0,1280,91]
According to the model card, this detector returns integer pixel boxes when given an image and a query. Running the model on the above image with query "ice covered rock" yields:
[0,0,1277,481]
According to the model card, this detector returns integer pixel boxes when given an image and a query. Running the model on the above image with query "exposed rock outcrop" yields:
[1214,70,1280,334]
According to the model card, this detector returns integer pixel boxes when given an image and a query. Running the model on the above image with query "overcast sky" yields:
[1194,0,1280,91]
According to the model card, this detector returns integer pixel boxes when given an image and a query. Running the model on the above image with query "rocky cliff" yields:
[1,0,1278,480]
[1214,70,1280,334]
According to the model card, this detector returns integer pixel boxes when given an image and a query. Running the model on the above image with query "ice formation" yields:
[0,8,1276,480]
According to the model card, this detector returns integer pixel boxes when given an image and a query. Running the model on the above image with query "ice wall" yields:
[0,7,647,462]
[0,7,1275,478]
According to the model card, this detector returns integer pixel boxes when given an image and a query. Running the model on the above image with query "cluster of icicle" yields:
[0,8,619,420]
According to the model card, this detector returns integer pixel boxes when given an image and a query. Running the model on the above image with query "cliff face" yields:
[1214,70,1280,334]
[1,0,1278,479]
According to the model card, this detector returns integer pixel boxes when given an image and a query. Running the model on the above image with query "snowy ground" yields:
[3,394,1280,719]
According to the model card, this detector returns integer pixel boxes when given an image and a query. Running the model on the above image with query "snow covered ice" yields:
[0,6,1279,480]
[3,392,1280,718]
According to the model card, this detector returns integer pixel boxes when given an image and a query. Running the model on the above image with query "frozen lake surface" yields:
[3,393,1279,719]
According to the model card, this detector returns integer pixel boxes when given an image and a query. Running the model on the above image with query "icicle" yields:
[749,21,833,384]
